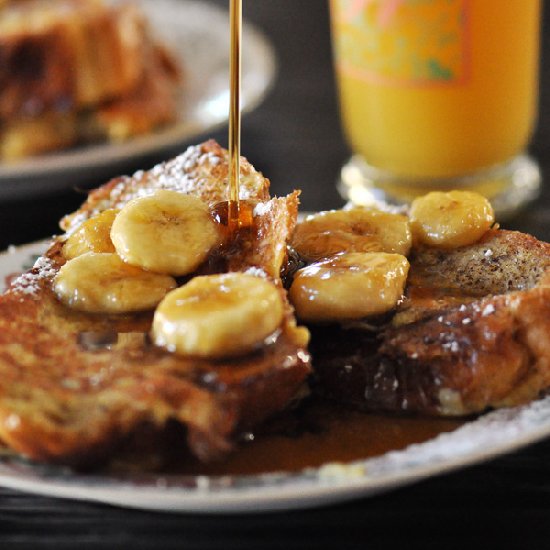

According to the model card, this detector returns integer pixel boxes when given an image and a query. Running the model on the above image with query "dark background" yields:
[2,0,550,246]
[2,1,550,548]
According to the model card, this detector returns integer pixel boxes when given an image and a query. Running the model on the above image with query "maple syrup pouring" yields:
[228,0,242,232]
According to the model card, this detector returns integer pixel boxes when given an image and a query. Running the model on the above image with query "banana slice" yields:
[410,190,495,249]
[63,209,118,260]
[292,208,411,261]
[289,252,409,322]
[111,190,222,276]
[153,273,285,358]
[54,253,177,313]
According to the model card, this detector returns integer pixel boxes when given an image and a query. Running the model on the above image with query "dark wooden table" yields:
[2,1,550,548]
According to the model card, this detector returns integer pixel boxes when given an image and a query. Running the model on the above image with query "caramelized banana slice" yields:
[54,253,177,313]
[111,190,223,276]
[153,273,285,358]
[63,209,118,260]
[289,252,409,322]
[410,190,495,249]
[292,208,411,261]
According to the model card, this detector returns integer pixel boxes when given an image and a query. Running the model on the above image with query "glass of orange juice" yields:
[330,0,541,216]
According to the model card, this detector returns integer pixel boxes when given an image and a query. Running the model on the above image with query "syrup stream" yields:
[228,0,242,231]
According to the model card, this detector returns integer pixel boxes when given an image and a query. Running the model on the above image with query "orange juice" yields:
[330,0,541,180]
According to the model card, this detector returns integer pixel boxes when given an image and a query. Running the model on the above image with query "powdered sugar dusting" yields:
[244,267,269,279]
[253,201,273,217]
[108,145,225,205]
[9,255,57,298]
[65,140,268,234]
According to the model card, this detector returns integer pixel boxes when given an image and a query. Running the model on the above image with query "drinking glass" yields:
[330,0,542,217]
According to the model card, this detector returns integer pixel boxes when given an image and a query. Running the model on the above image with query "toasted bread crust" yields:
[310,229,550,416]
[407,229,550,297]
[61,140,271,232]
[0,142,310,466]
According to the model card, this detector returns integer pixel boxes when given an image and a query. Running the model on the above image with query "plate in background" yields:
[0,0,276,200]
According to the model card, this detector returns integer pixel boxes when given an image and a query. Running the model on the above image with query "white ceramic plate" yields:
[1,242,550,513]
[0,0,276,200]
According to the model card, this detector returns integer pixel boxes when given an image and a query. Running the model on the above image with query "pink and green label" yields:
[332,0,470,86]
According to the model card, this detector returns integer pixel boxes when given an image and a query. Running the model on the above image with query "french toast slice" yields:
[61,140,271,231]
[0,0,180,161]
[0,141,310,466]
[0,0,146,118]
[309,228,550,416]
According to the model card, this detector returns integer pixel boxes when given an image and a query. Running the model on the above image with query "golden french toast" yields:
[61,140,271,231]
[289,194,550,417]
[2,145,550,470]
[0,0,180,161]
[0,141,310,466]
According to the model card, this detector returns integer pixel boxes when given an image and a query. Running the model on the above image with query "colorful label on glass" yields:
[332,0,470,86]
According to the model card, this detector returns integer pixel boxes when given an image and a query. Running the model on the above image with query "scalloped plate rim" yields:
[1,240,550,513]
